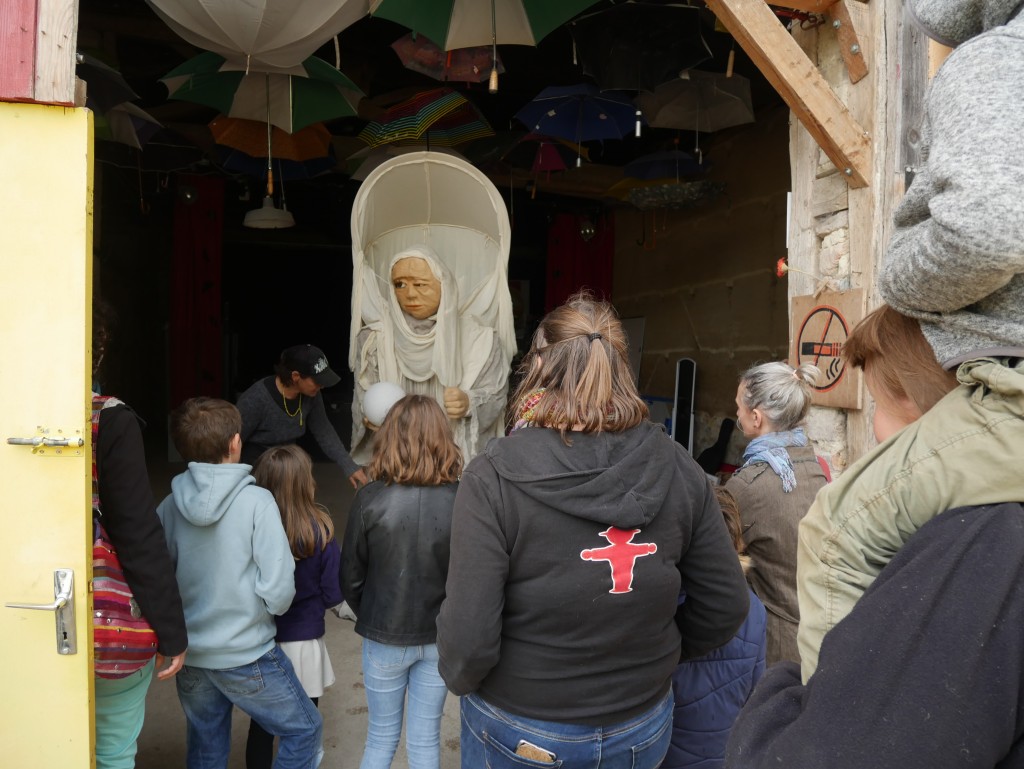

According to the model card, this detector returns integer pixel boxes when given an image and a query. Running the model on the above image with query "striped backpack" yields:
[92,395,159,678]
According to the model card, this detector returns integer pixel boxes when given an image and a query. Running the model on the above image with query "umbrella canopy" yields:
[514,84,643,144]
[569,3,713,92]
[390,33,504,83]
[369,0,599,49]
[635,70,755,133]
[144,0,369,72]
[210,116,333,161]
[626,179,726,210]
[94,103,163,149]
[624,149,706,180]
[76,53,139,114]
[162,52,363,133]
[357,87,489,147]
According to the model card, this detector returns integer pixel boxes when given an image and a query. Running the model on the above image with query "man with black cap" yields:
[236,344,368,488]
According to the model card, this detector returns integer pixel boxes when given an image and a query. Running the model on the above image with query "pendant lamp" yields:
[244,73,295,229]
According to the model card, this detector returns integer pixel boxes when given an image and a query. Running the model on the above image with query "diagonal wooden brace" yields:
[706,0,872,188]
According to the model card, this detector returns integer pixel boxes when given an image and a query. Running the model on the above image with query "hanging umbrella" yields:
[626,180,726,210]
[390,33,505,83]
[635,70,755,133]
[94,103,163,149]
[369,0,599,49]
[144,0,370,72]
[162,52,364,134]
[514,84,643,152]
[210,116,337,180]
[357,87,479,147]
[390,101,494,147]
[76,53,139,114]
[624,149,706,180]
[568,3,713,92]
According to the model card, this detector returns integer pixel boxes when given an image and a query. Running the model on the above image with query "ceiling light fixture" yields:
[244,73,295,229]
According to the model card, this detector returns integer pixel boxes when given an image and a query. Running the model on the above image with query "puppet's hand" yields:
[444,387,470,419]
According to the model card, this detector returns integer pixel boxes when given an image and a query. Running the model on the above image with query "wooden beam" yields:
[769,0,838,12]
[708,0,872,188]
[0,0,77,106]
[829,0,869,83]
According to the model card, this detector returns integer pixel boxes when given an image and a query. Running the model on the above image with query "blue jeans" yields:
[359,638,449,769]
[94,657,155,769]
[175,646,323,769]
[460,689,673,769]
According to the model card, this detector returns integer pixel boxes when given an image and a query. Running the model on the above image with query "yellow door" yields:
[0,103,94,767]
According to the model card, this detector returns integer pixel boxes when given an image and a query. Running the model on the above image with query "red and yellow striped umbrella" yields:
[358,87,491,147]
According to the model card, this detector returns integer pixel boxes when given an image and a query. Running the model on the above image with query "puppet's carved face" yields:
[391,257,442,320]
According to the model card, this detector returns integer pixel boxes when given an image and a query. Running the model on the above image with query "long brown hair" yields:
[509,290,648,437]
[368,394,463,485]
[253,445,334,559]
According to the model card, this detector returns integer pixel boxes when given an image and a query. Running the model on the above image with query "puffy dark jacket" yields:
[340,480,457,645]
[664,589,767,769]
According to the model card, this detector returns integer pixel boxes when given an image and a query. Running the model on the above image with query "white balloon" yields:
[363,382,406,426]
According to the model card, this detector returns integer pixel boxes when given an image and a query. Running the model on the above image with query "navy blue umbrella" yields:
[514,84,644,146]
[624,149,707,181]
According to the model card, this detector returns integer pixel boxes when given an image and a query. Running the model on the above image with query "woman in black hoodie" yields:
[437,291,749,769]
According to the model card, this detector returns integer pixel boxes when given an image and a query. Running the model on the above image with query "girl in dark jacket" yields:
[341,395,463,769]
[664,487,767,769]
[245,443,342,769]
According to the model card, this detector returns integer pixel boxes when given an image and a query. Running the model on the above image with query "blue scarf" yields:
[741,428,808,493]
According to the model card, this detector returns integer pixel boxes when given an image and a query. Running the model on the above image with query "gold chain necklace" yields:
[282,393,303,426]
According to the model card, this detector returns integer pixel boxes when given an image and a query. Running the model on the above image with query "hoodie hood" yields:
[908,0,1024,46]
[484,422,685,529]
[170,462,256,527]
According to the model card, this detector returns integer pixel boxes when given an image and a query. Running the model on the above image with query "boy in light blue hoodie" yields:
[157,397,322,769]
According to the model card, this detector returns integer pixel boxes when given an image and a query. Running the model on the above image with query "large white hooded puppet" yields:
[348,153,516,463]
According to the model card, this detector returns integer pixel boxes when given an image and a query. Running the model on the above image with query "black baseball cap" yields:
[280,344,341,387]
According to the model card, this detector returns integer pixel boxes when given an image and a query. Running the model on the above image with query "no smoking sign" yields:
[790,290,864,409]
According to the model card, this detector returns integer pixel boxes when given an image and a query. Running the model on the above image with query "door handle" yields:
[5,569,77,655]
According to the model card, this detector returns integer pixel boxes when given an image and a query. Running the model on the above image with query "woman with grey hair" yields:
[725,361,827,665]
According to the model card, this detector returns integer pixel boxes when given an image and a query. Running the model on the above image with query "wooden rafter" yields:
[709,0,872,188]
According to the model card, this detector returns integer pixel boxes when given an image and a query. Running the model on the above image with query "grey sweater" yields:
[236,376,360,477]
[878,0,1024,367]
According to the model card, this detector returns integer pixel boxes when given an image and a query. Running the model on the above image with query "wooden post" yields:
[0,0,78,106]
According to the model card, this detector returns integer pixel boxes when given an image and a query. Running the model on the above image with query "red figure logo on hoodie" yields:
[580,527,658,594]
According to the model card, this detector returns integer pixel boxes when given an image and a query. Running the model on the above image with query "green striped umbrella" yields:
[161,52,363,133]
[369,0,599,49]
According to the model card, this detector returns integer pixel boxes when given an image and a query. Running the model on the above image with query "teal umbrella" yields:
[369,0,599,49]
[161,52,364,133]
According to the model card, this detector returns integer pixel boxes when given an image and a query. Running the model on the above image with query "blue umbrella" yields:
[514,84,645,149]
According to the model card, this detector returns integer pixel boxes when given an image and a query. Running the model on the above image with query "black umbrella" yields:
[76,53,139,114]
[568,3,713,93]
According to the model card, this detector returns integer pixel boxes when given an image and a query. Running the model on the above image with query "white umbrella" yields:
[635,70,755,133]
[144,0,370,72]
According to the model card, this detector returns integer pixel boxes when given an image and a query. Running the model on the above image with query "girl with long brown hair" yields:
[341,395,462,769]
[436,291,750,769]
[245,444,342,769]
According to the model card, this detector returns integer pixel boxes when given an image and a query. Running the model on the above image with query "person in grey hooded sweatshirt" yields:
[795,0,1024,683]
[157,397,323,769]
[436,292,750,769]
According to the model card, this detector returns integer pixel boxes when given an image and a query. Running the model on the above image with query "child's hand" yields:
[155,650,187,680]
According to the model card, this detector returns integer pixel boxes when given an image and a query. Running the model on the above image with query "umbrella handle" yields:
[267,168,274,197]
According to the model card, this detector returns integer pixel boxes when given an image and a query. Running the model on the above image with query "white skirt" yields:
[279,638,336,698]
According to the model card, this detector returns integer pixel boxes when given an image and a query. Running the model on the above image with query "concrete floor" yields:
[136,461,462,769]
